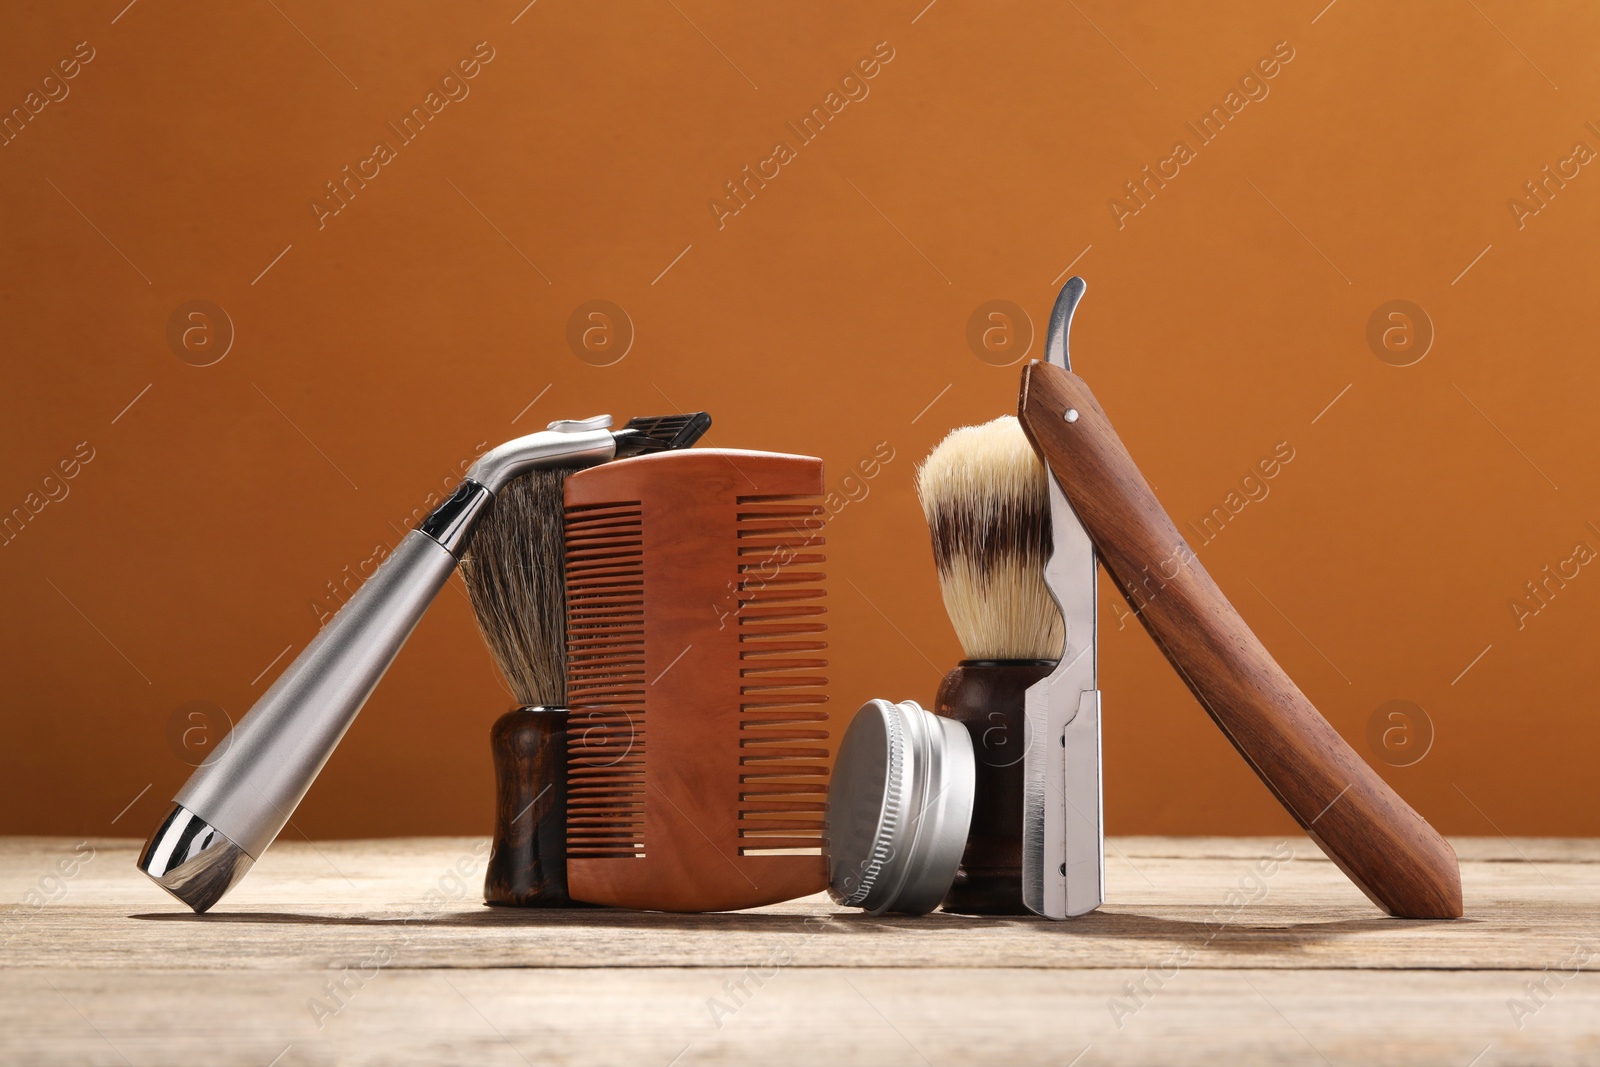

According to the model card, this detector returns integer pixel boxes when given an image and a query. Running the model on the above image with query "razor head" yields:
[612,412,712,457]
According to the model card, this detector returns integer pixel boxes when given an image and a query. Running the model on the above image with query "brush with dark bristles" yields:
[463,468,568,709]
[463,412,711,907]
[461,466,584,908]
[915,414,1064,914]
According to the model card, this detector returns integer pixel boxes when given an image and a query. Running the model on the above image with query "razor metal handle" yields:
[138,529,462,911]
[140,423,620,911]
[178,529,461,856]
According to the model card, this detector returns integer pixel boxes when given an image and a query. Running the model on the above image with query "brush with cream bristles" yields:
[917,415,1065,661]
[915,414,1064,915]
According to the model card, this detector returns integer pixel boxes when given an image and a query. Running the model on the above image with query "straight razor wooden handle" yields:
[1019,360,1462,919]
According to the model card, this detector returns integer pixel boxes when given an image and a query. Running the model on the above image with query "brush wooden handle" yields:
[484,707,589,907]
[936,661,1052,915]
[1019,361,1462,919]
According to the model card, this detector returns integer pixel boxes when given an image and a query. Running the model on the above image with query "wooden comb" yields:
[561,448,830,911]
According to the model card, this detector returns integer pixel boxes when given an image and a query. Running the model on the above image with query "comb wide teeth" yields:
[734,499,830,855]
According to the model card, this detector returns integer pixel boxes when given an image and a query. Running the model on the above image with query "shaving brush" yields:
[461,468,587,907]
[917,415,1064,915]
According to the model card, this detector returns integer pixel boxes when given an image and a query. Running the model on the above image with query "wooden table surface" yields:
[1,835,1595,1065]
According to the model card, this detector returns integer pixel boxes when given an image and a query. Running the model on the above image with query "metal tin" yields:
[826,699,975,915]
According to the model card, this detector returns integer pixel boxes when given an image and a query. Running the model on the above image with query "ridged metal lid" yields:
[826,699,975,915]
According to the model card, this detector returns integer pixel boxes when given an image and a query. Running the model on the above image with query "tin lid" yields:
[826,699,976,915]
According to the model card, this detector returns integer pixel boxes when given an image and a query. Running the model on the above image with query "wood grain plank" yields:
[4,836,1596,1063]
[3,967,1596,1066]
[2,837,1594,973]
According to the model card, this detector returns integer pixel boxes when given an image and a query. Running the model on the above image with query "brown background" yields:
[3,1,1596,844]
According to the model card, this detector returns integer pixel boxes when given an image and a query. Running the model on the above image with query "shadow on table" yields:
[129,906,1473,946]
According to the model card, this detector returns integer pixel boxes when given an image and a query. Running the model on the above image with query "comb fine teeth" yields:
[563,449,830,912]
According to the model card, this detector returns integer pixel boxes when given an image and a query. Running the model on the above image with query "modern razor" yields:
[137,412,710,912]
